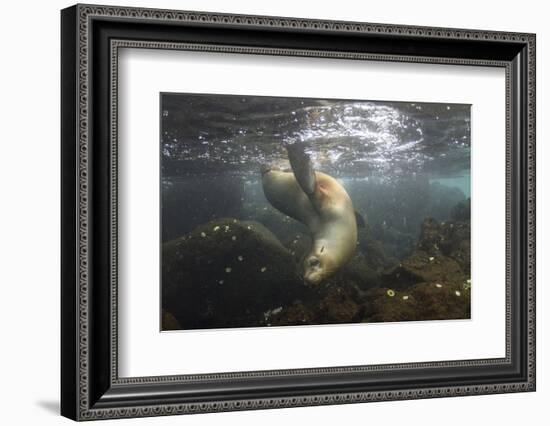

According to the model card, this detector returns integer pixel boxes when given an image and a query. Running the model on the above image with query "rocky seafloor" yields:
[162,199,471,330]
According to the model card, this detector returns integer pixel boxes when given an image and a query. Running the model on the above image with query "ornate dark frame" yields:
[61,3,536,421]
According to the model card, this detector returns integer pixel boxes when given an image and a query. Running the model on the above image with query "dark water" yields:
[161,93,471,330]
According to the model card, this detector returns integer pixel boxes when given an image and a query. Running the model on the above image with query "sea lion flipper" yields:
[286,143,316,196]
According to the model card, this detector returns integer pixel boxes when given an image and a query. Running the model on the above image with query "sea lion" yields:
[261,144,360,285]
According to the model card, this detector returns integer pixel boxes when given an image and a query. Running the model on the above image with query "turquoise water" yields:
[430,173,471,198]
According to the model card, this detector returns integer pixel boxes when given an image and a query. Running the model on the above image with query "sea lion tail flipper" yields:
[285,143,316,196]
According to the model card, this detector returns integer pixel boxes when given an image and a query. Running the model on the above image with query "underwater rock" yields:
[357,228,397,271]
[439,222,470,274]
[450,197,471,222]
[326,253,382,291]
[417,216,470,274]
[268,285,362,326]
[369,223,416,260]
[362,280,471,322]
[162,218,307,330]
[265,303,317,326]
[318,285,364,323]
[162,213,470,329]
[162,310,181,330]
[417,217,443,255]
[382,250,466,290]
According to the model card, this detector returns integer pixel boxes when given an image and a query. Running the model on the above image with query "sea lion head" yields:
[303,249,335,285]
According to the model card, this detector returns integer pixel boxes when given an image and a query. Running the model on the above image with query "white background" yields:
[119,50,505,376]
[0,0,547,425]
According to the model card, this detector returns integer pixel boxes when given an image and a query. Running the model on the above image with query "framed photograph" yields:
[61,4,536,421]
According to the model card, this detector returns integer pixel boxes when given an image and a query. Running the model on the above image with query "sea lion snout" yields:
[303,255,325,285]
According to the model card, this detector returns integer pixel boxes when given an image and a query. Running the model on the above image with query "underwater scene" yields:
[161,93,471,331]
